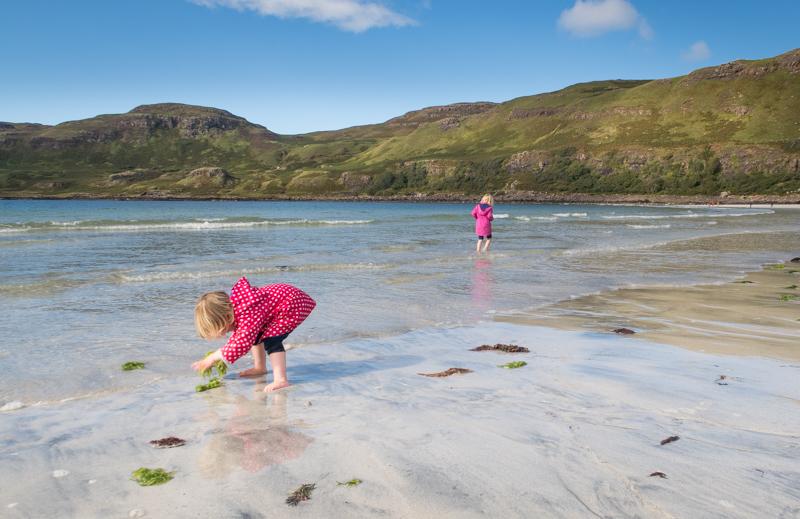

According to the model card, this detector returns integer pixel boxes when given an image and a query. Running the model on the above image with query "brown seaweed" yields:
[649,472,667,479]
[286,483,315,506]
[613,328,635,334]
[470,344,530,353]
[715,375,728,385]
[418,368,474,377]
[660,436,680,445]
[150,436,186,448]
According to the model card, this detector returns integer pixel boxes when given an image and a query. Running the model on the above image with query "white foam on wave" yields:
[515,216,557,221]
[0,218,375,233]
[115,261,395,283]
[627,224,671,229]
[553,213,588,217]
[494,214,509,218]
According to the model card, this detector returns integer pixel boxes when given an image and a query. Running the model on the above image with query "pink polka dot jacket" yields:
[220,277,316,363]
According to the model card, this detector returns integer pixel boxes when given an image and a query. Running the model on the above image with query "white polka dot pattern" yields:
[220,277,316,363]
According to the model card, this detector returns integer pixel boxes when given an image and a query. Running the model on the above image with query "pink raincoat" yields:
[219,277,316,363]
[472,204,494,236]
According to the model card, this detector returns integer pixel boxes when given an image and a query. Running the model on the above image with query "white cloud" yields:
[558,0,652,39]
[638,18,653,40]
[682,41,711,61]
[188,0,416,32]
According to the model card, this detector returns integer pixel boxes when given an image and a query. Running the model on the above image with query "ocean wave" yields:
[114,261,396,283]
[553,213,588,217]
[515,216,557,221]
[0,218,375,233]
[627,224,671,229]
[494,214,509,218]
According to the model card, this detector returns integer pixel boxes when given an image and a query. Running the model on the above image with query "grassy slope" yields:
[2,52,799,198]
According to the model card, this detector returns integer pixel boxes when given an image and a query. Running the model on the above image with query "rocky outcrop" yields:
[678,48,800,85]
[507,105,651,121]
[109,171,146,184]
[778,48,800,73]
[187,168,229,179]
[386,102,496,125]
[338,171,370,190]
[438,117,460,131]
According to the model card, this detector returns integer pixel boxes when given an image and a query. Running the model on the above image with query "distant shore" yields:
[3,191,800,205]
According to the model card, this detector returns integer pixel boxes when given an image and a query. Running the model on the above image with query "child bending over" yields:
[191,277,316,392]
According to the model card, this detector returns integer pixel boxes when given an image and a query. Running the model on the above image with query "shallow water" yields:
[0,200,797,405]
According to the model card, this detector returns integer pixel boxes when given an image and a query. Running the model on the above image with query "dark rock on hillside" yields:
[187,168,229,179]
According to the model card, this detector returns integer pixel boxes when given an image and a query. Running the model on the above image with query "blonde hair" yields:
[195,291,235,339]
[480,194,495,206]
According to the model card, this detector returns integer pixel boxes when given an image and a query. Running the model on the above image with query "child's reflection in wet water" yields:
[197,383,314,478]
[469,257,494,320]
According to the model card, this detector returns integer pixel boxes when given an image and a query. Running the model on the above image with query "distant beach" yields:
[0,200,798,517]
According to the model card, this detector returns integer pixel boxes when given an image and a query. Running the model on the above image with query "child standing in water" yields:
[191,277,316,392]
[472,194,495,252]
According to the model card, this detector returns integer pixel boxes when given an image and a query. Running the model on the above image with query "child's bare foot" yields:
[238,368,268,377]
[262,380,291,392]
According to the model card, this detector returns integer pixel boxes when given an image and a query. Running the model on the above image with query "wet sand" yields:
[1,309,799,517]
[497,262,800,361]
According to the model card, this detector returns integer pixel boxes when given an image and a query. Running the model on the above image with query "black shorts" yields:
[478,234,492,239]
[254,331,290,355]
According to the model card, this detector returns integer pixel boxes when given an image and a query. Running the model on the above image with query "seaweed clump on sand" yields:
[498,361,527,369]
[731,280,754,284]
[766,265,786,270]
[649,472,667,479]
[471,344,529,353]
[336,479,362,487]
[613,328,635,334]
[150,436,186,448]
[780,294,797,301]
[784,285,798,290]
[286,484,315,506]
[418,368,473,377]
[196,351,228,392]
[122,362,145,371]
[660,436,680,445]
[131,467,174,486]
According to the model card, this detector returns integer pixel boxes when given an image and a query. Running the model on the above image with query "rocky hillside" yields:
[2,48,800,199]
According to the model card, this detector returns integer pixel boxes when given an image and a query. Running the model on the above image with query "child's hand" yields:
[191,350,222,372]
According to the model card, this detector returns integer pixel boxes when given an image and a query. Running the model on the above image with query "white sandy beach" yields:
[2,314,799,518]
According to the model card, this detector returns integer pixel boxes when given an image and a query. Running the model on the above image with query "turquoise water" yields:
[0,200,797,404]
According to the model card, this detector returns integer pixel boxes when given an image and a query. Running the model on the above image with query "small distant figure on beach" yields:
[472,194,495,252]
[191,277,316,392]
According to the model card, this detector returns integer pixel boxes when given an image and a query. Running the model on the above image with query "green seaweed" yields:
[131,467,174,486]
[196,378,221,392]
[286,483,316,506]
[731,280,754,284]
[196,351,228,392]
[779,294,797,301]
[122,362,145,371]
[765,265,786,270]
[785,285,798,290]
[336,479,362,487]
[498,361,527,369]
[788,270,798,274]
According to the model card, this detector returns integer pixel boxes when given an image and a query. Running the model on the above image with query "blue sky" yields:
[2,0,798,134]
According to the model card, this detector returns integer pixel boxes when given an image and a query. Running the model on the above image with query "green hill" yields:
[2,48,799,199]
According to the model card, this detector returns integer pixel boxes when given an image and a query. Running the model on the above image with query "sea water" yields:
[0,200,797,405]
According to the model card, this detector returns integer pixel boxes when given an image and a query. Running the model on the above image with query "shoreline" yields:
[2,191,800,205]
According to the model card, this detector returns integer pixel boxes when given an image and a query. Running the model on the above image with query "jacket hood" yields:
[475,204,492,216]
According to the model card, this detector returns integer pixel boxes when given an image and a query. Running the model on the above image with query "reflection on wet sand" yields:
[469,257,494,319]
[497,264,800,360]
[198,386,314,478]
